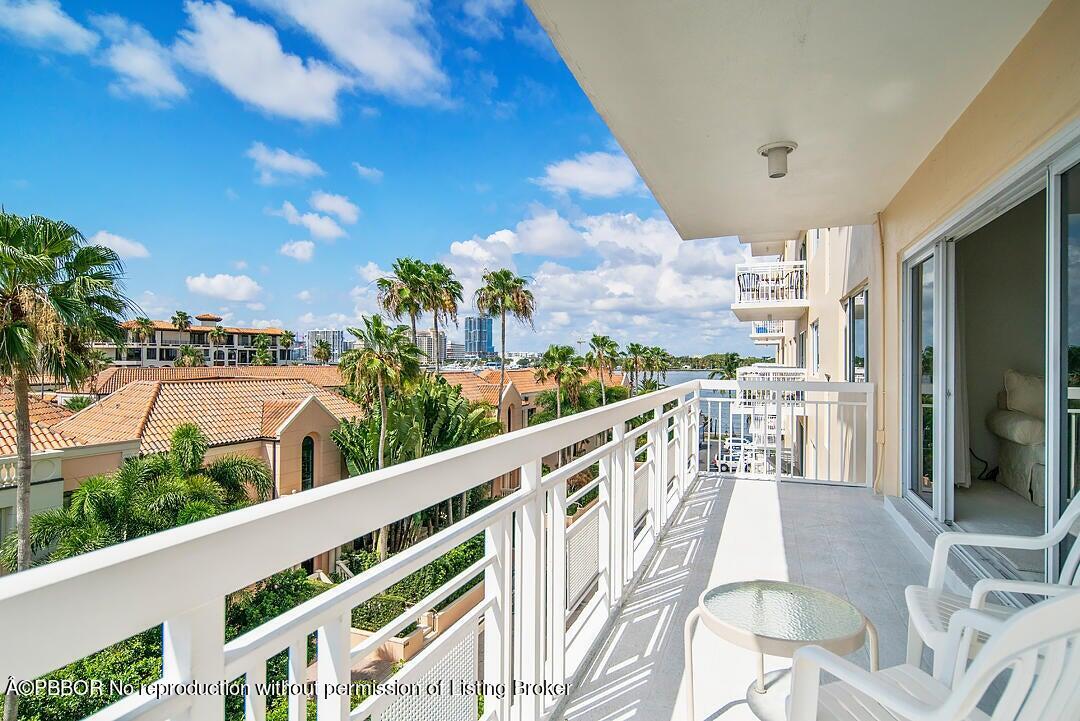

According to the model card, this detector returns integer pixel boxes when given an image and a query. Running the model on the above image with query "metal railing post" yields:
[516,458,545,721]
[484,515,513,720]
[598,427,619,607]
[773,389,783,483]
[316,611,351,720]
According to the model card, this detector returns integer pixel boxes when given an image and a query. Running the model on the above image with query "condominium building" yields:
[464,315,495,356]
[97,313,288,367]
[446,341,467,361]
[415,328,447,365]
[305,328,346,362]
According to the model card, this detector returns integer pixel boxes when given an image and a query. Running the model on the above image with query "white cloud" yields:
[352,162,383,182]
[89,230,150,259]
[174,0,352,122]
[279,239,315,262]
[296,289,312,302]
[536,151,642,198]
[250,318,283,329]
[0,0,98,54]
[246,301,265,311]
[232,259,248,269]
[271,201,346,240]
[355,261,384,283]
[248,0,448,105]
[309,190,359,224]
[92,15,186,104]
[513,207,582,257]
[246,142,324,185]
[186,272,262,301]
[461,0,514,39]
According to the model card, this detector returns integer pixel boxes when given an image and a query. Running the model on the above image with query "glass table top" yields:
[701,580,865,642]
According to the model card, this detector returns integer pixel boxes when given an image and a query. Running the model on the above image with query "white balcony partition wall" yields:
[0,378,875,721]
[731,261,810,321]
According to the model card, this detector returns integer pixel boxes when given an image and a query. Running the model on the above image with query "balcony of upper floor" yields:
[749,320,785,345]
[731,261,808,322]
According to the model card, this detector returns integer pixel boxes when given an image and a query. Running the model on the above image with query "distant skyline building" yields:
[305,329,345,361]
[416,328,447,366]
[465,315,495,356]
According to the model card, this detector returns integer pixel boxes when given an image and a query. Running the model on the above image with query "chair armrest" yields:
[788,646,936,721]
[971,579,1076,609]
[937,609,1009,683]
[928,531,1053,589]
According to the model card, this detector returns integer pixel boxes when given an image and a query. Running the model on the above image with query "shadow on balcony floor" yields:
[558,475,930,721]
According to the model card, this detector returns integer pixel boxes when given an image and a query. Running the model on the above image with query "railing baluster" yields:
[598,438,616,609]
[287,639,307,721]
[517,458,545,721]
[162,598,225,721]
[549,478,567,692]
[316,611,351,720]
[484,516,512,720]
[245,662,266,721]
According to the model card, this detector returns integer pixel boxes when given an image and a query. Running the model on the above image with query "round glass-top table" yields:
[684,580,877,721]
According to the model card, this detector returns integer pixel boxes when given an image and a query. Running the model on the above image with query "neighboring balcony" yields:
[750,319,784,345]
[0,378,887,721]
[731,260,809,322]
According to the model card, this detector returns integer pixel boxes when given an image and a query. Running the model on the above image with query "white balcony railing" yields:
[749,319,784,339]
[734,260,807,304]
[0,378,873,721]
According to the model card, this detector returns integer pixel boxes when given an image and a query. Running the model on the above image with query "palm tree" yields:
[133,316,155,348]
[339,315,423,560]
[85,349,112,396]
[0,213,130,577]
[175,344,204,367]
[474,269,535,421]
[171,310,191,341]
[280,330,295,362]
[534,345,581,421]
[206,325,227,365]
[423,262,463,373]
[587,334,619,405]
[707,352,743,380]
[312,339,332,365]
[376,257,428,346]
[624,343,647,395]
[0,424,271,569]
[251,335,272,366]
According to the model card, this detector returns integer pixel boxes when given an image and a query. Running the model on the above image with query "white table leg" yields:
[755,653,766,693]
[865,618,879,672]
[684,608,701,721]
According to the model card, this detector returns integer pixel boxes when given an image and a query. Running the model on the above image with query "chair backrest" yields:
[1055,493,1080,585]
[943,591,1080,721]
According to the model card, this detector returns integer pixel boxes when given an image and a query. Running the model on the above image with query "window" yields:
[301,436,315,491]
[125,347,141,362]
[146,347,157,360]
[809,321,820,375]
[796,330,806,369]
[845,289,869,381]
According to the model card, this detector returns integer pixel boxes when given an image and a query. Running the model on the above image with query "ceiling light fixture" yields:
[757,141,797,179]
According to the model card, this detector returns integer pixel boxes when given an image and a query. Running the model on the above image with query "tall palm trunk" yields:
[376,378,389,561]
[409,313,418,347]
[599,363,607,405]
[6,369,31,721]
[496,311,506,421]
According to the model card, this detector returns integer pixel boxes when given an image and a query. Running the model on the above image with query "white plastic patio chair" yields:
[788,589,1080,721]
[904,494,1080,675]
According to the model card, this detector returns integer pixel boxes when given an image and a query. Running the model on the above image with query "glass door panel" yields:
[1060,162,1080,570]
[911,257,936,507]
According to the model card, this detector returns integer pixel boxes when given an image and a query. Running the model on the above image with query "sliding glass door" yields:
[909,256,937,509]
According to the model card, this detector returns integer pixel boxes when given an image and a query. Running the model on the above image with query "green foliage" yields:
[251,334,272,366]
[175,344,205,367]
[312,339,332,364]
[0,424,272,569]
[62,395,92,412]
[529,380,627,426]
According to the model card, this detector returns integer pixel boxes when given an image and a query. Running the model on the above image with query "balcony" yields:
[749,320,784,345]
[0,378,895,721]
[731,261,809,322]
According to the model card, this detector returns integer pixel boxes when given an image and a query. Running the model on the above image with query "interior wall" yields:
[958,191,1046,467]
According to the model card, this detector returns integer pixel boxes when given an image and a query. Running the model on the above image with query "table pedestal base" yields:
[744,668,791,721]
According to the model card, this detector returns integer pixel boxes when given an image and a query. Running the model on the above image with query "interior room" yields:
[954,190,1046,579]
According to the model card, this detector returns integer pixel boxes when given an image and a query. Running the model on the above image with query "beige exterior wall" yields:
[876,0,1080,496]
[61,451,126,492]
[276,401,344,497]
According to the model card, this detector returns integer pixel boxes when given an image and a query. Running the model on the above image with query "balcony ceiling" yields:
[527,0,1051,241]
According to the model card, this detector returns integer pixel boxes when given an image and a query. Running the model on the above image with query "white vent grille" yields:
[381,625,479,721]
[566,510,600,612]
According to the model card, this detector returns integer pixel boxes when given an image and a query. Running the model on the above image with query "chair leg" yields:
[906,619,924,669]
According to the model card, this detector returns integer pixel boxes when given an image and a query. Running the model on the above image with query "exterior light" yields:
[757,141,797,179]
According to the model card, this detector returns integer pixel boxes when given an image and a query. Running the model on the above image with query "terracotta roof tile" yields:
[0,411,83,457]
[120,319,285,335]
[0,387,73,426]
[73,365,344,396]
[476,368,624,394]
[261,399,303,436]
[437,372,504,405]
[56,378,362,454]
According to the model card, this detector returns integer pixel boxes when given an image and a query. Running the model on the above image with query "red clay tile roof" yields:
[437,372,505,406]
[56,378,362,454]
[120,319,284,335]
[0,411,84,456]
[476,368,626,395]
[195,313,222,321]
[261,399,303,436]
[74,365,344,396]
[0,387,73,426]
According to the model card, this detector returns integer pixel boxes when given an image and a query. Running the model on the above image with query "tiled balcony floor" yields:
[558,475,931,721]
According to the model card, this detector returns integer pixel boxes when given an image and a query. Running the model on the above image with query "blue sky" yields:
[0,0,753,355]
